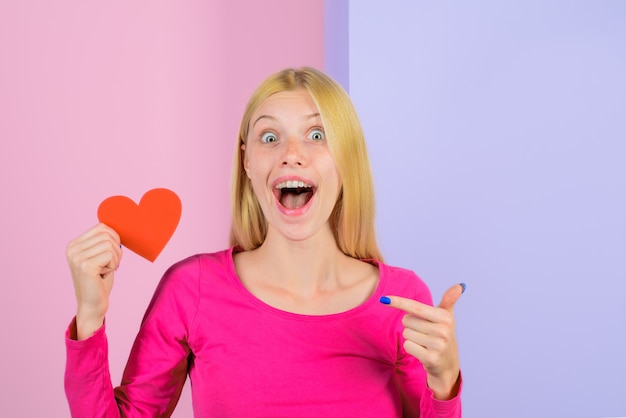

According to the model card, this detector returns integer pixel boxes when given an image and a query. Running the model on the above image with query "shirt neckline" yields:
[225,246,387,322]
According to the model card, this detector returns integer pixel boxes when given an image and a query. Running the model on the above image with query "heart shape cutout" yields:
[97,188,182,262]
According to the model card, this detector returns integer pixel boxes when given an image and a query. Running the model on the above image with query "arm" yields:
[64,225,197,417]
[64,224,122,417]
[113,257,199,415]
[382,284,464,417]
[65,319,120,417]
[64,262,196,417]
[394,350,462,418]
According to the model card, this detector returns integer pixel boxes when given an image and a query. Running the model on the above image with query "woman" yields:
[65,67,463,417]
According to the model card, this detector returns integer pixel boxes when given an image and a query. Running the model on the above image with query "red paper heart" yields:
[97,188,182,262]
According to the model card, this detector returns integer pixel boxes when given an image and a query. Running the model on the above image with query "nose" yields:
[281,136,306,167]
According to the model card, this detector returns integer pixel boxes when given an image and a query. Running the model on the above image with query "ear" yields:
[241,143,250,178]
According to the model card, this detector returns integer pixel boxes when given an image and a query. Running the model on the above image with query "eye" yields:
[308,129,325,141]
[261,132,278,143]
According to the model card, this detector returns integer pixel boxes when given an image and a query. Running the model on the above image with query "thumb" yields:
[437,283,466,311]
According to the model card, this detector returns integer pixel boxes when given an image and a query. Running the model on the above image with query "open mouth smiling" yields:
[273,180,316,210]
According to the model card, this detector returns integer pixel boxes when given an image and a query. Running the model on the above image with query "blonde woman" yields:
[65,67,464,417]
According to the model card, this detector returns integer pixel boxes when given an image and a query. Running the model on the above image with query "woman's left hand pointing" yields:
[380,283,465,400]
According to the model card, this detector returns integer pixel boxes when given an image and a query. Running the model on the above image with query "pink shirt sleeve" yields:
[64,258,198,417]
[390,265,463,418]
[395,353,463,418]
[64,319,121,417]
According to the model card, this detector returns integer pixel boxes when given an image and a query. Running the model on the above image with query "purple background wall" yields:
[348,1,626,417]
[324,0,350,92]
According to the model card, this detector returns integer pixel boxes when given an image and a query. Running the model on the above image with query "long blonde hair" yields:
[230,67,382,261]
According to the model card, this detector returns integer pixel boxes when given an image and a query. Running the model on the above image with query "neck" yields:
[254,227,346,294]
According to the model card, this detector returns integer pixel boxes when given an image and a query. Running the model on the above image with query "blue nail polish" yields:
[379,296,391,305]
[460,283,466,294]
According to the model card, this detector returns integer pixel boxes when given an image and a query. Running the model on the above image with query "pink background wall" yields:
[0,1,323,416]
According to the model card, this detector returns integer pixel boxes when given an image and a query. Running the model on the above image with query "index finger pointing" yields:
[379,295,435,319]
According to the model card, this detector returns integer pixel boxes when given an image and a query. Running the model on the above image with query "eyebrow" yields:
[252,113,321,128]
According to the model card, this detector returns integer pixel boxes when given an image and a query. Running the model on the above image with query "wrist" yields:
[75,311,105,341]
[427,370,461,400]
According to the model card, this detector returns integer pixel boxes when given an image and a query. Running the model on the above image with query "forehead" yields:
[251,89,320,122]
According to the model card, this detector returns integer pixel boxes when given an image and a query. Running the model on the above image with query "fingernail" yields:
[460,283,467,294]
[379,296,391,305]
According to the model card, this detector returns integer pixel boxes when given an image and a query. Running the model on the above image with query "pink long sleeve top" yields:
[65,248,462,417]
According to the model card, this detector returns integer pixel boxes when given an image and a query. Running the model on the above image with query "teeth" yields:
[275,180,313,189]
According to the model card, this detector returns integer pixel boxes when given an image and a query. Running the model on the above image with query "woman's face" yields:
[243,89,341,244]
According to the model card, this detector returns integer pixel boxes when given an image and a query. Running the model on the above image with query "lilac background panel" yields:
[324,0,350,91]
[348,2,626,417]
